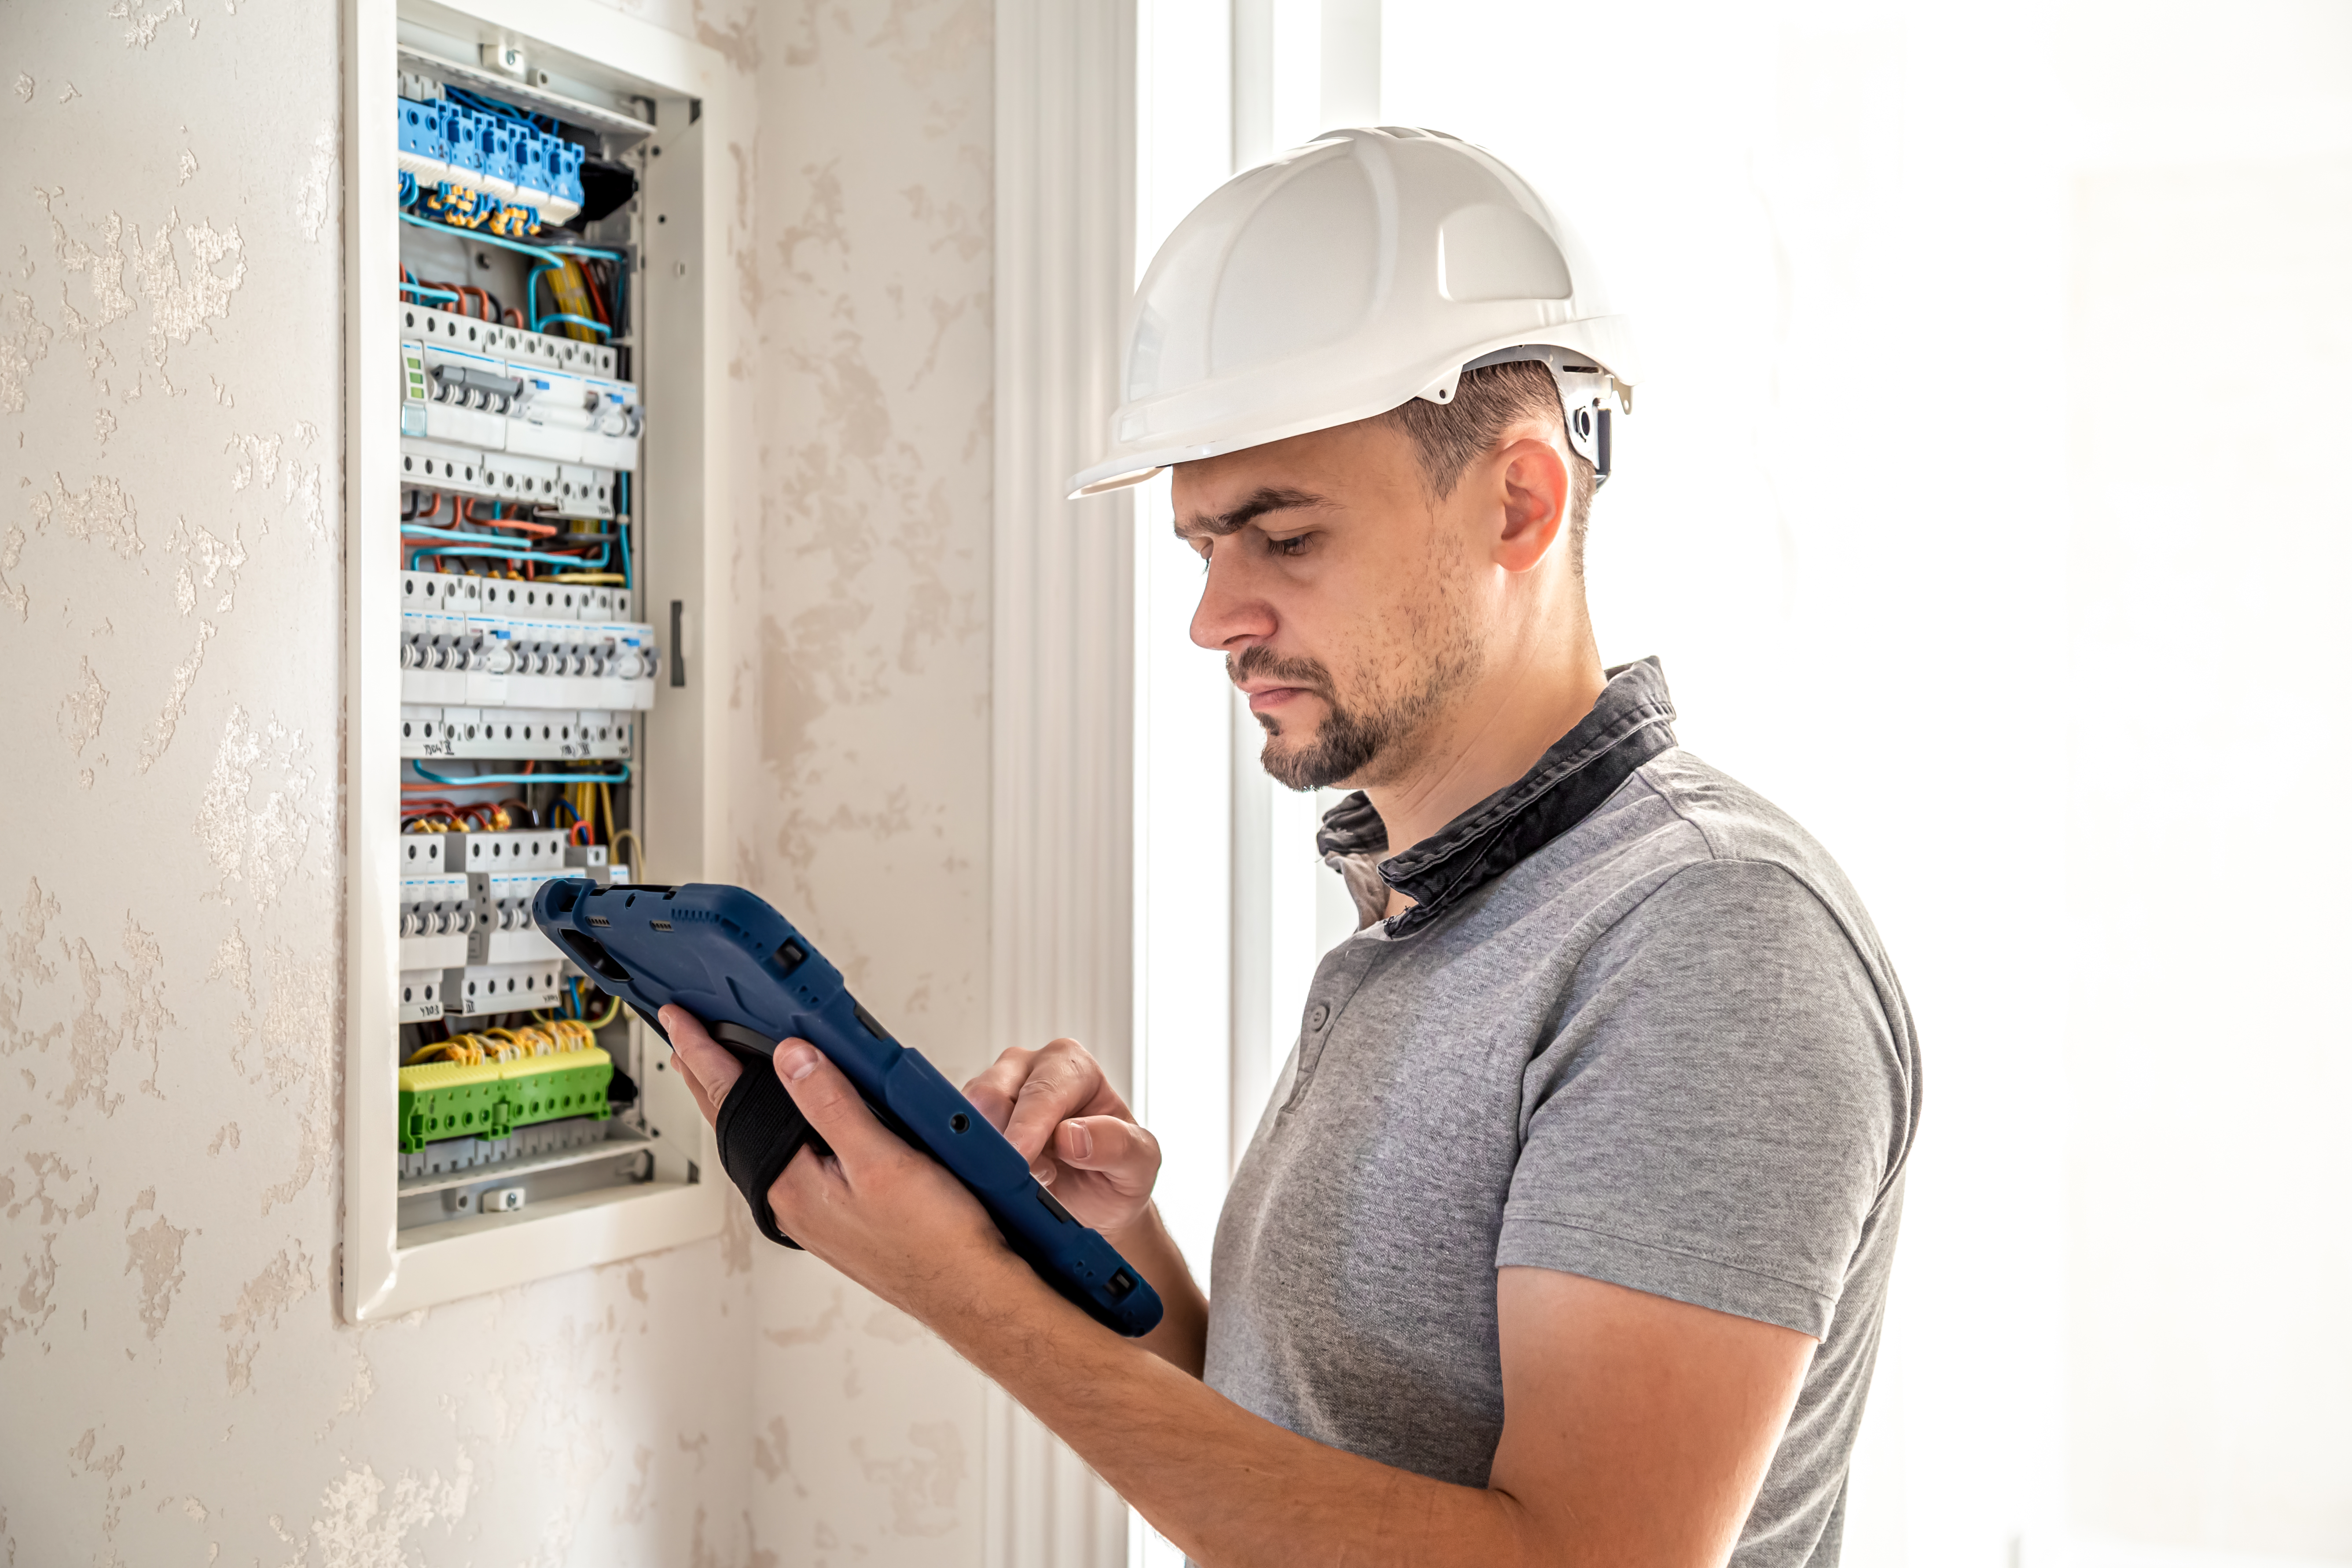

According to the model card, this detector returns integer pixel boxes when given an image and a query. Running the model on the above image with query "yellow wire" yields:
[405,1018,597,1070]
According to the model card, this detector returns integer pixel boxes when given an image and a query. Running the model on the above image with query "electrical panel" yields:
[346,2,727,1319]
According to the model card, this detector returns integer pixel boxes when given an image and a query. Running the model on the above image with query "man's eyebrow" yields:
[1173,486,1330,542]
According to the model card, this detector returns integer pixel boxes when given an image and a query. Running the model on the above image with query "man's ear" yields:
[1493,437,1571,573]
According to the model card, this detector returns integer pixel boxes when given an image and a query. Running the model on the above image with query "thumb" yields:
[772,1038,896,1165]
[1054,1115,1161,1193]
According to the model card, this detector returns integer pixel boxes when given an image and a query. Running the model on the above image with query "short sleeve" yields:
[1497,858,1904,1339]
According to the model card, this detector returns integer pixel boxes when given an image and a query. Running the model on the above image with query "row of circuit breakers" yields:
[399,567,658,745]
[397,565,658,1024]
[400,303,638,518]
[397,829,630,1027]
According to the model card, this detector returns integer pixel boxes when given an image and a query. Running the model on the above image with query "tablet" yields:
[532,878,1164,1337]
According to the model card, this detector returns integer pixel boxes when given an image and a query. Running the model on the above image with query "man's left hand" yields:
[658,1005,1023,1322]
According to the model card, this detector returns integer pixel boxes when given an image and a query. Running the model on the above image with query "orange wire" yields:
[456,497,557,538]
[578,261,610,330]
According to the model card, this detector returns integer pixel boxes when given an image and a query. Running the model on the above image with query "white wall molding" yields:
[989,1,1139,1564]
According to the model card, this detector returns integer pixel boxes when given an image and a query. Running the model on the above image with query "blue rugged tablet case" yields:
[532,878,1164,1337]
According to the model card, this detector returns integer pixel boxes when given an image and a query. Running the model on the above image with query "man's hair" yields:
[1382,360,1596,571]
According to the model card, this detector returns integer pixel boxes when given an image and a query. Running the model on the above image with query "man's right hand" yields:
[963,1037,1161,1236]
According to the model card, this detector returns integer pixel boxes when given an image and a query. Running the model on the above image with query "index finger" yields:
[999,1041,1109,1163]
[962,1046,1040,1133]
[659,1005,743,1125]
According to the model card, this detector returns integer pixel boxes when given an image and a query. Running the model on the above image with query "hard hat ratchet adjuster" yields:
[1423,346,1630,486]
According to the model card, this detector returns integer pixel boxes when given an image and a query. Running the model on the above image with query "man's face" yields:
[1175,418,1485,792]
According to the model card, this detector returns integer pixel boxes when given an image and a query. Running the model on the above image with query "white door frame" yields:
[989,2,1138,1563]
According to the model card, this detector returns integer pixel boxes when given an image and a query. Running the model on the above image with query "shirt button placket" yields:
[1283,943,1379,1114]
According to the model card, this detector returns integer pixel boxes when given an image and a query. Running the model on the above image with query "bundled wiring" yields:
[409,760,632,788]
[401,797,505,829]
[400,267,461,305]
[454,496,556,537]
[401,532,612,573]
[401,211,564,266]
[403,758,534,796]
[445,85,558,135]
[406,1017,598,1068]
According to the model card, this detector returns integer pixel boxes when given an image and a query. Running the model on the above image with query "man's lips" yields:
[1241,684,1316,714]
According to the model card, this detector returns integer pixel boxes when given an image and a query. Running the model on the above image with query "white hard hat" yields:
[1069,126,1638,500]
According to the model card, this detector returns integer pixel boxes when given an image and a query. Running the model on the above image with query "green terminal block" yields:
[398,1047,614,1153]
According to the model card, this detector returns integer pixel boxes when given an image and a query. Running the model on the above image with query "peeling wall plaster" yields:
[0,0,1002,1563]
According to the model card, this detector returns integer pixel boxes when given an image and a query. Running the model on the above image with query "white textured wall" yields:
[733,0,1000,1562]
[0,3,761,1564]
[1,0,1000,1562]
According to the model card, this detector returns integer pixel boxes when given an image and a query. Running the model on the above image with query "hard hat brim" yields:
[1065,318,1639,501]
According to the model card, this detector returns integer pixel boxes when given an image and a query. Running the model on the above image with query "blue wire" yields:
[539,313,611,338]
[400,521,613,552]
[400,281,462,304]
[448,87,526,122]
[398,210,564,264]
[526,264,559,333]
[409,761,634,787]
[449,87,557,136]
[618,474,632,591]
[401,538,612,570]
[398,170,417,206]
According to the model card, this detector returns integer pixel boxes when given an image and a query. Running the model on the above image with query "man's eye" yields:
[1267,534,1308,557]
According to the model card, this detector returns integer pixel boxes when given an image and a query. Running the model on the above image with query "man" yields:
[663,129,1918,1566]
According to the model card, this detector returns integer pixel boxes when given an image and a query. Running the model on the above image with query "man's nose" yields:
[1189,545,1275,654]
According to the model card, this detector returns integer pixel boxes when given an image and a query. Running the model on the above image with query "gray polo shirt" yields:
[1204,660,1919,1565]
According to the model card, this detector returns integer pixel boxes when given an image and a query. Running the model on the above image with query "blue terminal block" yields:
[553,142,585,207]
[443,103,486,184]
[478,116,519,195]
[398,98,448,167]
[512,127,553,206]
[547,140,586,223]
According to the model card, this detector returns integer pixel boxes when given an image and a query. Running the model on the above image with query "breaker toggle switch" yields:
[431,362,523,414]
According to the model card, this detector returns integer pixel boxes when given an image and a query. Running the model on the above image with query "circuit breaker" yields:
[345,1,727,1319]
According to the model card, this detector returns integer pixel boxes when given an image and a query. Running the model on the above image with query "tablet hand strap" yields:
[712,1045,826,1249]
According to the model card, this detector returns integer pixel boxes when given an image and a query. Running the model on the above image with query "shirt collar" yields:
[1315,657,1679,937]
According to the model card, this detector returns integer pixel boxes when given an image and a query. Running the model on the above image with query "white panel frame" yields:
[989,2,1139,1563]
[340,0,731,1322]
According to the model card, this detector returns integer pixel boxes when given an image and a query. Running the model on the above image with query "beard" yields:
[1230,577,1482,793]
